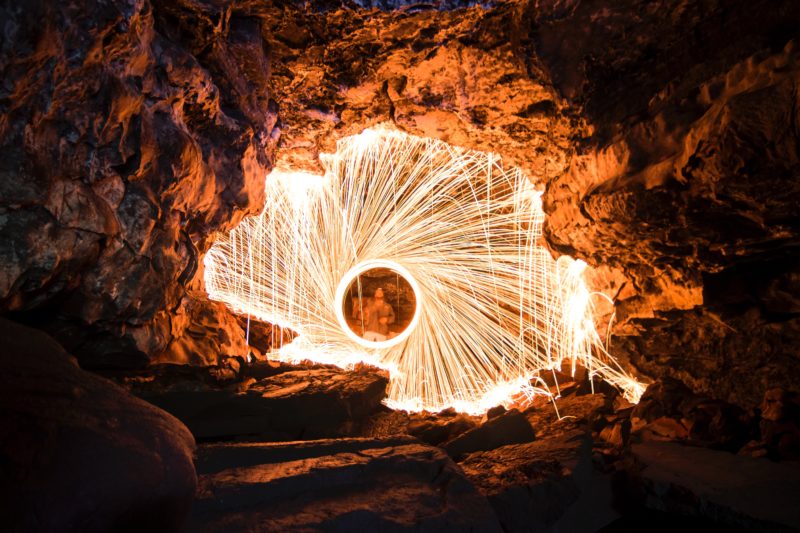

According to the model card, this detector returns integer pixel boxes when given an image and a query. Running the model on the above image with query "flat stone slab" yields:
[137,366,388,441]
[633,442,800,531]
[189,436,502,532]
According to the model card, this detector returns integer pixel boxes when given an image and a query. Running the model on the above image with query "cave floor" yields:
[113,359,800,532]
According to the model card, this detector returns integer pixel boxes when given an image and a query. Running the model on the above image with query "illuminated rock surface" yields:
[128,363,389,441]
[0,0,275,367]
[189,437,504,532]
[1,0,798,407]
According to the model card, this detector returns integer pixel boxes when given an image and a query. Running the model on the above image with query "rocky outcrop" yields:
[629,378,753,452]
[0,0,276,367]
[535,1,800,407]
[0,318,197,531]
[241,0,800,409]
[189,436,503,531]
[459,430,619,532]
[1,0,798,412]
[443,408,536,460]
[125,361,390,441]
[256,0,575,184]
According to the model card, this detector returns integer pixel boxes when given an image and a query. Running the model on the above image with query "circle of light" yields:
[334,259,422,349]
[204,126,645,413]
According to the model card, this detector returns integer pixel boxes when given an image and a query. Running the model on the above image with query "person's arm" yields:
[387,303,395,325]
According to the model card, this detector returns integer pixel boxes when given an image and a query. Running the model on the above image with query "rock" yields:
[598,419,632,449]
[538,0,800,409]
[487,404,507,419]
[0,0,275,366]
[759,388,800,460]
[406,411,480,447]
[632,441,800,531]
[444,408,535,460]
[234,316,297,356]
[0,318,197,531]
[631,379,751,451]
[137,364,390,441]
[189,437,503,532]
[460,430,619,532]
[638,417,689,442]
[155,296,251,367]
[525,393,610,439]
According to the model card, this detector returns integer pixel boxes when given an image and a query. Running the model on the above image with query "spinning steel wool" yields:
[205,127,644,413]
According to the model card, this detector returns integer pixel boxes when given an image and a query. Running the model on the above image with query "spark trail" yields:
[205,127,644,414]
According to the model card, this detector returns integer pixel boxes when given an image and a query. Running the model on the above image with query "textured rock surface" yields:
[132,363,390,441]
[535,1,800,407]
[630,378,753,451]
[443,408,536,459]
[0,318,197,531]
[189,436,503,532]
[0,0,276,366]
[258,0,574,184]
[632,441,800,531]
[1,0,798,411]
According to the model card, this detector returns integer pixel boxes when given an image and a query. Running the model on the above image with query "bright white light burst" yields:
[204,127,644,414]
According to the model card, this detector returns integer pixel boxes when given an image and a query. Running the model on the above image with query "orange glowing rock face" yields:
[204,127,644,414]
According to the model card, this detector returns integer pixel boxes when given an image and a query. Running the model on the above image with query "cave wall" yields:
[255,0,800,407]
[0,0,277,367]
[1,0,798,409]
[536,0,800,407]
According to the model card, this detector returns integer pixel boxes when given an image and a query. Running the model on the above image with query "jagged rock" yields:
[758,388,800,460]
[136,364,390,441]
[0,318,197,531]
[487,404,507,419]
[525,393,610,439]
[631,379,752,451]
[189,436,503,532]
[444,408,535,460]
[260,2,573,183]
[0,0,276,366]
[460,430,619,532]
[406,411,480,447]
[632,441,800,531]
[598,419,632,449]
[538,1,800,407]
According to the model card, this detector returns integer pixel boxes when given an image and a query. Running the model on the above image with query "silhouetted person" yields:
[362,287,395,342]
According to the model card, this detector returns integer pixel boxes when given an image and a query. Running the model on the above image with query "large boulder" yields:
[0,318,197,532]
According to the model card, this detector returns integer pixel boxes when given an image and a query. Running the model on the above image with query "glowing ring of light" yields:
[334,259,422,350]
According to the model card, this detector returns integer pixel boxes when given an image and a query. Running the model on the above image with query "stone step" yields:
[188,437,502,532]
[137,366,388,441]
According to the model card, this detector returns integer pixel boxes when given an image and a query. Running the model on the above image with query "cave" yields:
[1,0,799,531]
